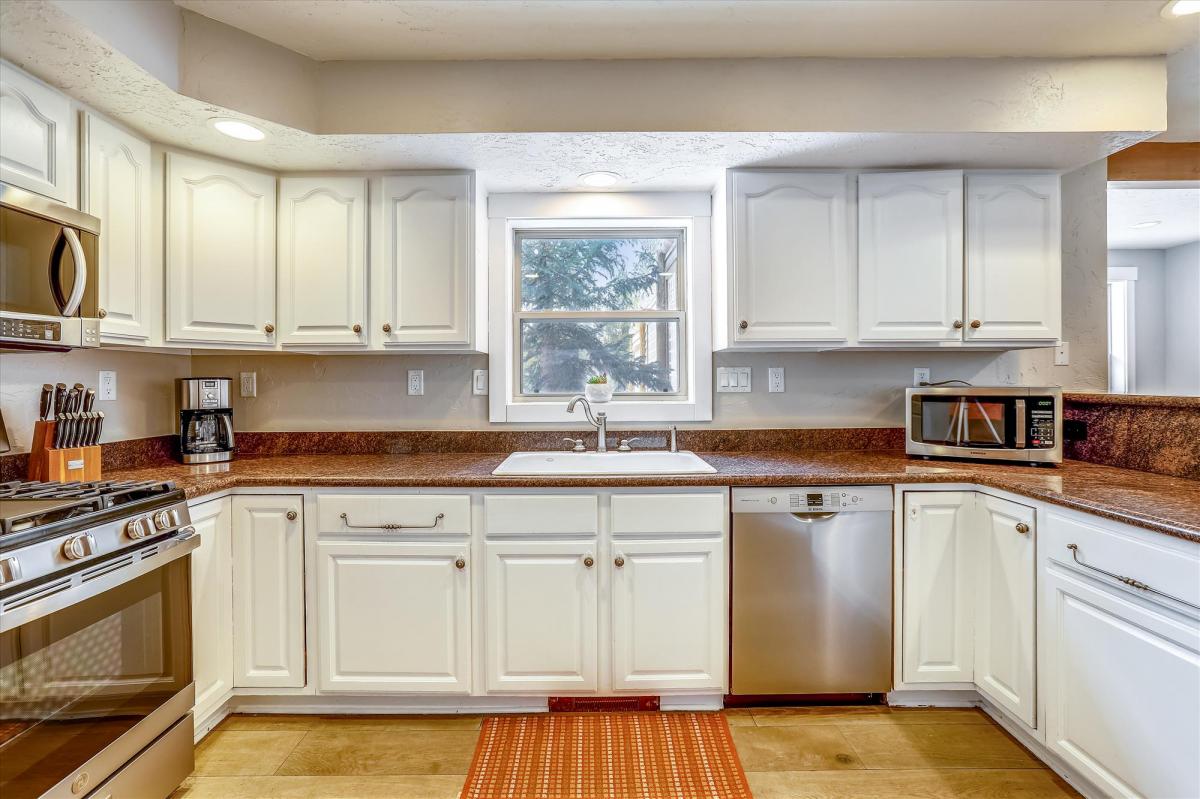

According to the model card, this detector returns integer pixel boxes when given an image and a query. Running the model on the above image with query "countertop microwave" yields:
[0,182,101,350]
[906,386,1063,465]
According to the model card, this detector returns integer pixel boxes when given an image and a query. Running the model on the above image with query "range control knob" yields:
[0,557,22,586]
[62,534,97,561]
[152,508,179,531]
[126,516,155,540]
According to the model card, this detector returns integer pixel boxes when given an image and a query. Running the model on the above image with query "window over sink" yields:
[489,194,712,423]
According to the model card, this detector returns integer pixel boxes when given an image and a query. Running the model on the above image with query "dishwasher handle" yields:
[790,511,839,522]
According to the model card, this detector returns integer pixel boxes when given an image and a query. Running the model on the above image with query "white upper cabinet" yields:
[965,173,1061,341]
[728,170,852,344]
[0,61,75,205]
[278,177,369,347]
[82,113,158,344]
[858,170,964,341]
[973,495,1036,728]
[166,152,277,346]
[373,173,474,348]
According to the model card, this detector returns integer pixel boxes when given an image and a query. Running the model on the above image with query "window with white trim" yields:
[488,194,713,423]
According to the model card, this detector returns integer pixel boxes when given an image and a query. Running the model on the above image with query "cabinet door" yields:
[965,173,1061,341]
[974,496,1036,727]
[858,170,964,341]
[1044,566,1200,799]
[83,113,158,344]
[902,491,975,684]
[316,540,471,693]
[278,177,369,347]
[374,173,473,347]
[166,152,277,346]
[729,171,851,342]
[189,497,233,726]
[485,540,598,693]
[0,61,74,204]
[611,539,725,691]
[232,496,305,688]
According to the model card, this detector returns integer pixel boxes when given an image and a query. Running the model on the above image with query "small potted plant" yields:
[584,374,614,403]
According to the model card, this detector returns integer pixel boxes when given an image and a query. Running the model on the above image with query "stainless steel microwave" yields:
[0,182,101,350]
[906,386,1062,465]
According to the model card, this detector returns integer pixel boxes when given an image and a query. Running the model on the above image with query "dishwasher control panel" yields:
[731,485,893,513]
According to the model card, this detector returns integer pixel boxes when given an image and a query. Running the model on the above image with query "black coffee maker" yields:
[177,377,235,464]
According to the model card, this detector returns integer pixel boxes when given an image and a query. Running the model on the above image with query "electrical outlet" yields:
[472,369,489,395]
[1055,342,1070,366]
[407,370,425,396]
[768,367,785,393]
[913,367,931,387]
[716,366,751,393]
[239,371,257,398]
[98,371,117,401]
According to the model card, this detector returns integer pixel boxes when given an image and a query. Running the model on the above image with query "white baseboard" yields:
[659,695,723,711]
[886,688,980,707]
[228,694,550,715]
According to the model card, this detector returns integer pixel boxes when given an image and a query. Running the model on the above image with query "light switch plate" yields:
[1055,342,1070,366]
[716,366,751,392]
[98,371,117,401]
[913,367,931,387]
[768,367,785,393]
[407,370,425,396]
[473,369,489,395]
[239,371,257,398]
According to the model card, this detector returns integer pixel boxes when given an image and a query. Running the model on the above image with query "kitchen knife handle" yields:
[83,388,96,413]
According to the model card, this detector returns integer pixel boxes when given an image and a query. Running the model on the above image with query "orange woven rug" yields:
[461,712,752,799]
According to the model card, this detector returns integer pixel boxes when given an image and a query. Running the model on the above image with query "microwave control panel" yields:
[0,316,61,343]
[1027,396,1057,448]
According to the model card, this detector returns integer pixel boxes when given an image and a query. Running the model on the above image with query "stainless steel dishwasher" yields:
[731,486,893,696]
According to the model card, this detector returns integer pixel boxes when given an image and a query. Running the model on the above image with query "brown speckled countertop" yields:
[101,450,1200,543]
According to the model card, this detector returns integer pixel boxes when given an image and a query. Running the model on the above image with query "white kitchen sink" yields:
[492,450,716,476]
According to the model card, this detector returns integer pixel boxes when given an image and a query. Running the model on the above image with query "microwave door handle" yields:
[1015,399,1026,448]
[59,227,88,316]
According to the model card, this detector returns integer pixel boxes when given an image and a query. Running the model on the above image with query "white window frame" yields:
[488,193,713,423]
[1107,265,1138,394]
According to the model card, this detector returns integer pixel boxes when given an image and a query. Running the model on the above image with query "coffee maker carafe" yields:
[177,378,235,464]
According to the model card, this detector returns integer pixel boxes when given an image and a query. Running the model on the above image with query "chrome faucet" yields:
[566,395,608,453]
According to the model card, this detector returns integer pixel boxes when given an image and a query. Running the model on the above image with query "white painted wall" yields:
[1108,249,1167,393]
[50,0,182,90]
[1164,241,1200,394]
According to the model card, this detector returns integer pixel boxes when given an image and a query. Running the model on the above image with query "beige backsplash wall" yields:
[0,161,1107,448]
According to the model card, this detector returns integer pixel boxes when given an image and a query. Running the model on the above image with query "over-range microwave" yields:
[906,386,1062,465]
[0,182,101,351]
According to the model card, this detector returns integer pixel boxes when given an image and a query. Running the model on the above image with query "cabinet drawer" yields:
[611,493,725,535]
[484,495,597,535]
[1044,510,1200,612]
[317,494,471,535]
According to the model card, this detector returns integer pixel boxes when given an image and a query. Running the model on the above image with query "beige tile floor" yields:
[172,707,1081,798]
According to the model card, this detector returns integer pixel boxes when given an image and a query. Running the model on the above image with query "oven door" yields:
[0,534,196,799]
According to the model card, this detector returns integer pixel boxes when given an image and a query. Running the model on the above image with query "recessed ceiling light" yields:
[579,171,620,188]
[1162,0,1200,16]
[210,118,266,141]
[1130,220,1163,229]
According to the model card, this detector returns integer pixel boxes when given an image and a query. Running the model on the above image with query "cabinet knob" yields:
[583,555,594,568]
[382,323,393,334]
[952,319,964,329]
[455,557,467,570]
[264,323,275,334]
[97,308,108,319]
[286,510,298,521]
[1015,522,1030,535]
[352,323,362,334]
[614,555,625,568]
[970,320,982,329]
[738,320,748,331]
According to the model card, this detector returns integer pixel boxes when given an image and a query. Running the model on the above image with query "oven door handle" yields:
[0,527,200,633]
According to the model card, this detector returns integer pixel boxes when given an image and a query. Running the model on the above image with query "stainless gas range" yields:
[0,479,197,799]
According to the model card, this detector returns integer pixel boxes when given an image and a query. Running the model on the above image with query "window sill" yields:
[497,399,711,424]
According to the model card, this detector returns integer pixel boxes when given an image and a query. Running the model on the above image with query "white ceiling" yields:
[1108,186,1200,249]
[174,0,1200,62]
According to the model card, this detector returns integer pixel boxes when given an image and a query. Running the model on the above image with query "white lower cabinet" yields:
[189,497,233,727]
[611,539,725,691]
[231,496,305,688]
[484,540,598,693]
[316,540,471,693]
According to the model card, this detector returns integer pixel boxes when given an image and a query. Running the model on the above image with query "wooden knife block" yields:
[26,420,102,483]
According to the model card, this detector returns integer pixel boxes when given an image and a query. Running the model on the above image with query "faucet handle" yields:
[616,437,644,452]
[562,438,586,452]
[668,425,679,452]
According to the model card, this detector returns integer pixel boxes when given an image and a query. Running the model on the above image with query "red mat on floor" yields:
[461,712,752,799]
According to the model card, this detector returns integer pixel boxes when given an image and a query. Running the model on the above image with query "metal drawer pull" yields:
[340,512,444,531]
[1067,544,1200,611]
